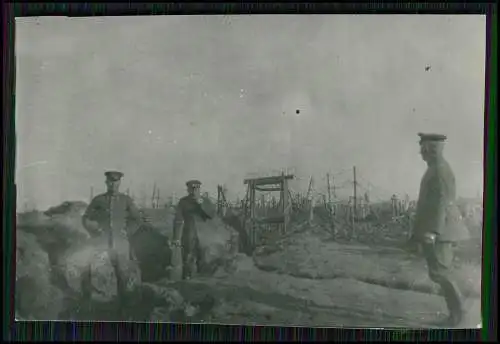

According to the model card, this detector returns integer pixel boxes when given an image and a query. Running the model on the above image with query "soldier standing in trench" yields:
[81,171,143,318]
[171,180,213,280]
[406,133,470,327]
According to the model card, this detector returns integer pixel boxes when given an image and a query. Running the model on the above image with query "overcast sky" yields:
[15,15,486,210]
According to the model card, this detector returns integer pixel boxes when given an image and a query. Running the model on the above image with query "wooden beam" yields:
[254,215,286,224]
[244,174,294,185]
[254,186,282,192]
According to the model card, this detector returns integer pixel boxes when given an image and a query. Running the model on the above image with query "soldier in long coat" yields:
[408,133,470,327]
[171,180,213,280]
[81,171,143,316]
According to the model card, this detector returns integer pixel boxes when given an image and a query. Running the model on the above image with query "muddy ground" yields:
[148,220,481,328]
[15,204,482,328]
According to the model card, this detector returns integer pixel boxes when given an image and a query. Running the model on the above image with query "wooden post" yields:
[249,182,256,246]
[140,188,146,208]
[306,176,314,224]
[217,185,221,216]
[260,193,265,217]
[219,185,228,217]
[283,176,290,234]
[151,183,157,209]
[332,176,337,199]
[352,166,357,238]
[326,174,332,213]
[326,174,336,237]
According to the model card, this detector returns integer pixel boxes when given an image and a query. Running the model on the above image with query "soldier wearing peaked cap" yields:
[171,179,213,280]
[104,171,124,181]
[81,170,143,318]
[407,133,470,327]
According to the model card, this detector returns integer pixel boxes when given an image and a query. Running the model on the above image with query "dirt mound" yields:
[44,201,88,217]
[144,259,477,327]
[16,230,65,319]
[57,237,117,299]
[131,224,172,283]
[17,210,49,227]
[197,217,239,273]
[15,199,241,320]
[253,228,481,300]
[16,199,481,326]
[17,202,91,265]
[139,205,240,278]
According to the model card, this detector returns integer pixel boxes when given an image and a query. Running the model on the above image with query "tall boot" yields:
[112,262,127,320]
[440,281,464,327]
[80,266,93,319]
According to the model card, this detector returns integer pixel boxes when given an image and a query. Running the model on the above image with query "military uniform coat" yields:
[82,192,142,292]
[173,196,212,240]
[173,195,212,277]
[413,159,470,242]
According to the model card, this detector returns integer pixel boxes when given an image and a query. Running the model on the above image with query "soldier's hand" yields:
[84,218,99,229]
[423,232,437,245]
[170,240,182,248]
[108,248,119,262]
[84,219,102,236]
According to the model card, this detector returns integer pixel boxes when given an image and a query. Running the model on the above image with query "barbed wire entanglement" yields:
[95,166,481,235]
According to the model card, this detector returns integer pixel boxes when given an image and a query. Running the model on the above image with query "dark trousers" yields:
[81,249,140,319]
[422,241,463,320]
[181,234,203,279]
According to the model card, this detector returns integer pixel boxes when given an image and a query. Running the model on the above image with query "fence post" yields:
[307,176,315,224]
[326,174,336,237]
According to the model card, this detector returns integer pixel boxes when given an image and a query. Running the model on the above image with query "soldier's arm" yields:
[126,196,143,236]
[172,200,185,241]
[82,197,101,233]
[426,172,447,236]
[197,198,215,220]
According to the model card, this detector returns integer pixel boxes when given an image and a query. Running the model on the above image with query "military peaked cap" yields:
[418,133,447,143]
[105,171,124,181]
[186,180,202,187]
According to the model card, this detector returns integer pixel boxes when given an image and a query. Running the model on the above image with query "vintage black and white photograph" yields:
[15,15,484,327]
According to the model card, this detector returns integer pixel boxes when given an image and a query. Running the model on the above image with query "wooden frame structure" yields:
[217,185,229,216]
[243,173,294,247]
